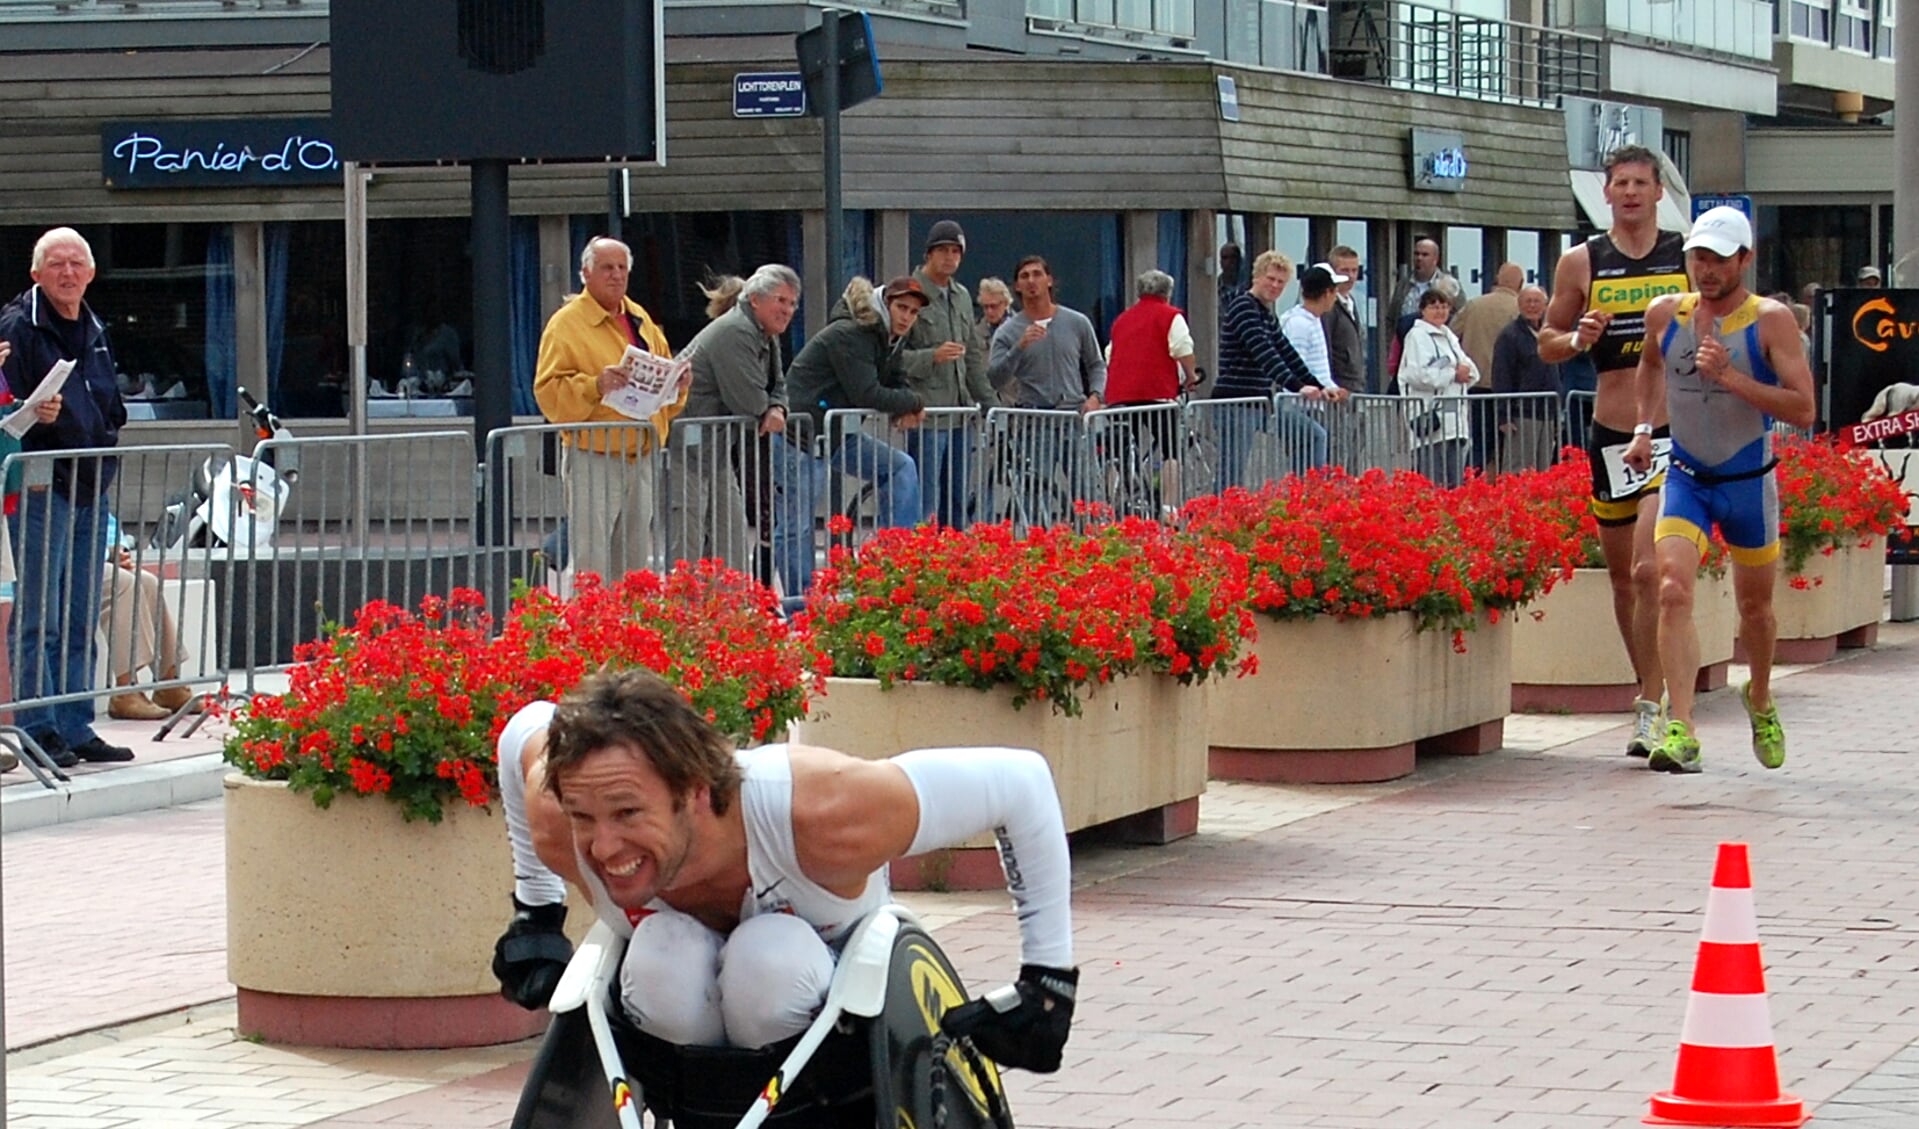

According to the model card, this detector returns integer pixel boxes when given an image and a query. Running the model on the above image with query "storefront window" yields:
[574,211,803,356]
[908,211,1126,341]
[1,222,221,421]
[270,221,350,419]
[1758,203,1870,297]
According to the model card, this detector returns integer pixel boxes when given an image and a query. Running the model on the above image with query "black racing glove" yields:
[940,964,1077,1074]
[491,897,572,1010]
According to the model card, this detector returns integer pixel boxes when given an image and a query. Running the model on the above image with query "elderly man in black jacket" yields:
[780,276,926,601]
[0,227,135,767]
[1490,284,1563,475]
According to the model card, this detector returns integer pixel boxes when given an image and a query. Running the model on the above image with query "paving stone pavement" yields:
[6,624,1919,1128]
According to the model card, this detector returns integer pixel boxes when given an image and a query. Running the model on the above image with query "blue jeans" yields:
[1215,399,1328,492]
[772,432,921,602]
[905,428,974,528]
[7,489,107,743]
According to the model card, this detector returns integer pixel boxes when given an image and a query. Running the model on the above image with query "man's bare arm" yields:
[1538,245,1593,363]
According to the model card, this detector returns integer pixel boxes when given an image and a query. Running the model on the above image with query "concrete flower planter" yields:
[225,775,546,1049]
[796,675,1206,890]
[1511,569,1735,712]
[1744,543,1885,663]
[1207,612,1511,785]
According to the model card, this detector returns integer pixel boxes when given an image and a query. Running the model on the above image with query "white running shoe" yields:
[1627,696,1663,757]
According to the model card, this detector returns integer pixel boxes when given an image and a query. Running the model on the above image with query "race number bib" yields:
[1598,437,1671,499]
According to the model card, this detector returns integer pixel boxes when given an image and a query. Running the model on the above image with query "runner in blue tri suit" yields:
[1622,206,1816,774]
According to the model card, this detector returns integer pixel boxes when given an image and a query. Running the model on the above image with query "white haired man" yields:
[534,237,688,584]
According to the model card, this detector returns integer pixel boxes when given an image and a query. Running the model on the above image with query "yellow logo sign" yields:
[904,943,1002,1118]
[1591,274,1687,315]
[1851,295,1919,354]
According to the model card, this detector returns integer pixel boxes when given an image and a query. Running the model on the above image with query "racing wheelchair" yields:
[510,905,1015,1129]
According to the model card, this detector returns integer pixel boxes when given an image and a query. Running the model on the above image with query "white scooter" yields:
[155,388,297,553]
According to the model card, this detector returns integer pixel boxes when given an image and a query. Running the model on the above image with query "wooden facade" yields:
[0,44,1575,229]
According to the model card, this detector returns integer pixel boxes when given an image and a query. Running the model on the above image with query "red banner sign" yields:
[1841,408,1919,449]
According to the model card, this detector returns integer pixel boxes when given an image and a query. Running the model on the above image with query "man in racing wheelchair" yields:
[493,669,1078,1128]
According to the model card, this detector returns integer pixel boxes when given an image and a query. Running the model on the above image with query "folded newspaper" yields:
[2,359,74,439]
[601,345,694,421]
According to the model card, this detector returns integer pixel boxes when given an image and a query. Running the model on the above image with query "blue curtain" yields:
[204,226,237,419]
[1158,210,1189,312]
[263,223,290,404]
[1097,214,1124,339]
[508,216,540,415]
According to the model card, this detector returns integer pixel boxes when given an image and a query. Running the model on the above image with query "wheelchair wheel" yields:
[870,924,1015,1129]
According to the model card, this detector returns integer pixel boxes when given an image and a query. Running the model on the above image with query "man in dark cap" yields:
[899,220,996,526]
[782,275,928,598]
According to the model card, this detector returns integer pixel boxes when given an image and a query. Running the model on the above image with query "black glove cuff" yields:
[1020,963,1078,1003]
[512,896,568,931]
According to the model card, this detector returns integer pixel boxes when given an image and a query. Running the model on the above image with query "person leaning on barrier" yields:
[491,669,1080,1070]
[675,266,800,580]
[1104,269,1198,513]
[100,512,193,722]
[1397,286,1480,488]
[1490,285,1562,476]
[0,227,135,768]
[899,221,998,528]
[987,255,1105,415]
[1320,245,1367,395]
[1212,250,1329,487]
[782,276,927,588]
[533,236,687,584]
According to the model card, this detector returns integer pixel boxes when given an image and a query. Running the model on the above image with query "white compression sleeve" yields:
[497,700,566,906]
[894,747,1074,968]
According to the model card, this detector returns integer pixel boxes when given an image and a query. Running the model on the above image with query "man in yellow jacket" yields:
[534,236,686,584]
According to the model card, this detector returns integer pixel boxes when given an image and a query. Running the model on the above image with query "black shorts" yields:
[1587,420,1670,527]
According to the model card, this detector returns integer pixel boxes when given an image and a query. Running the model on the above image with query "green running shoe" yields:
[1648,720,1702,774]
[1742,681,1786,770]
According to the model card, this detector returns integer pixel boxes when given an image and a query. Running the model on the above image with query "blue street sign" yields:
[734,72,807,119]
[1692,193,1753,221]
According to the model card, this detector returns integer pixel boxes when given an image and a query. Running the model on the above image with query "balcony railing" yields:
[1331,0,1604,105]
[0,0,313,13]
[1555,0,1773,60]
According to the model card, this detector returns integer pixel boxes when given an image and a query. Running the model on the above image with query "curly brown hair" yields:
[544,669,742,815]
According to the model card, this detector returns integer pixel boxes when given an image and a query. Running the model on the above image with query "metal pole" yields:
[472,159,512,546]
[821,7,844,294]
[607,169,624,241]
[1889,19,1918,611]
[344,161,370,543]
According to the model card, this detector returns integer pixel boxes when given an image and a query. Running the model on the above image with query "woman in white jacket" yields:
[1396,286,1480,486]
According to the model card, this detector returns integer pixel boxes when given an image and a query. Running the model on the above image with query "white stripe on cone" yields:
[1678,991,1776,1049]
[1701,888,1759,944]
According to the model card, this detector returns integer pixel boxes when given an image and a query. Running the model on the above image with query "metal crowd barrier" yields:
[1,442,232,778]
[0,386,1615,787]
[479,420,661,606]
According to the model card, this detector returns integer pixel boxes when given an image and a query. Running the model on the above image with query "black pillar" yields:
[471,159,511,544]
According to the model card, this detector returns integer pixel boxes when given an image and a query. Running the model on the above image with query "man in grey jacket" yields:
[899,221,997,526]
[674,264,798,584]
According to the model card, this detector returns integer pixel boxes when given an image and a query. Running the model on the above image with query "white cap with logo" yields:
[1684,206,1753,258]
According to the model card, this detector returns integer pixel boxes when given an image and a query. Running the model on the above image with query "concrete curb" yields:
[1,752,227,834]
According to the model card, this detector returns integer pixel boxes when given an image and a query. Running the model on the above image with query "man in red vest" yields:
[1103,269,1197,513]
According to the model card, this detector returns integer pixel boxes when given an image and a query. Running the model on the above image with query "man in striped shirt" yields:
[1212,251,1333,487]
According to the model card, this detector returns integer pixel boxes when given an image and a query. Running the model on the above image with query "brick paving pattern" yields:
[6,625,1919,1127]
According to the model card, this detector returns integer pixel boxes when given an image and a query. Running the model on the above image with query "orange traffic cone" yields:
[1645,842,1807,1127]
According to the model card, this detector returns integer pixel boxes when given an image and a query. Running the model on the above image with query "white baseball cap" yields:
[1308,261,1351,284]
[1684,206,1753,257]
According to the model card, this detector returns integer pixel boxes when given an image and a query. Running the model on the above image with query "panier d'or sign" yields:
[101,119,341,190]
[1409,128,1468,192]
